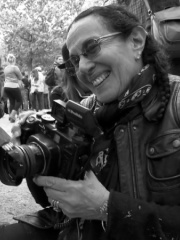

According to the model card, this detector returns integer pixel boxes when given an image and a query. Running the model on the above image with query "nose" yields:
[78,55,95,75]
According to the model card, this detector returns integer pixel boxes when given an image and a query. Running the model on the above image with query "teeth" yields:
[93,72,110,86]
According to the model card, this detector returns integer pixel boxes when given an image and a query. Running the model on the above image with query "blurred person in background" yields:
[50,43,91,104]
[54,55,64,85]
[29,67,44,111]
[28,71,33,109]
[0,58,5,99]
[0,58,5,118]
[43,70,50,109]
[3,54,23,122]
[46,55,64,107]
[21,72,30,111]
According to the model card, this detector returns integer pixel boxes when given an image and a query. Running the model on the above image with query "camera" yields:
[0,99,101,186]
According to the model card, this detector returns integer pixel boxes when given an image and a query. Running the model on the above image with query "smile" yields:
[92,72,110,87]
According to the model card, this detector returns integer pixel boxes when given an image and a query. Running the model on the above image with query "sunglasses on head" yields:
[69,32,122,70]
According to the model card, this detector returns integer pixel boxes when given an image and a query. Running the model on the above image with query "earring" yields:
[136,52,141,60]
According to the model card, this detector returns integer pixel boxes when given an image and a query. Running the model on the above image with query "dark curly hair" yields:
[68,4,171,120]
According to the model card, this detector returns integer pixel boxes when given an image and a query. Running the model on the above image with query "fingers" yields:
[33,173,110,220]
[33,176,69,191]
[11,111,36,139]
[44,187,67,200]
[33,171,98,193]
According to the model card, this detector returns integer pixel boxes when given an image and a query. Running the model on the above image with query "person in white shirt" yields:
[29,67,44,111]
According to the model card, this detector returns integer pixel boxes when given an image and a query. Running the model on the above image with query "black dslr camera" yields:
[0,100,101,186]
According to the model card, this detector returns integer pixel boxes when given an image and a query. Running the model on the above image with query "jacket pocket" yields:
[146,129,180,204]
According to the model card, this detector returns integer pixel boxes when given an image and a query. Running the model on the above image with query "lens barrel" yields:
[0,133,61,186]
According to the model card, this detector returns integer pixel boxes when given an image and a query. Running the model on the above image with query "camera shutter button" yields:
[27,115,36,123]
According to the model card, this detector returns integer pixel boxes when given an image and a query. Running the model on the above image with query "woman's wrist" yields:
[98,192,110,222]
[99,199,109,221]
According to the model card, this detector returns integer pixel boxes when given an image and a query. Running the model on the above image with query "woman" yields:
[30,67,44,111]
[3,54,23,122]
[1,4,180,240]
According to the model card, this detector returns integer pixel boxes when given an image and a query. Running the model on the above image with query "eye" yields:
[84,39,99,55]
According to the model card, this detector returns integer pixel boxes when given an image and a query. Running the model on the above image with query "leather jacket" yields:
[106,75,180,240]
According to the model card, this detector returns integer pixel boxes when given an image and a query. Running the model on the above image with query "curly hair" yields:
[68,4,170,119]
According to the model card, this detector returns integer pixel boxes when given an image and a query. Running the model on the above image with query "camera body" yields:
[0,99,101,186]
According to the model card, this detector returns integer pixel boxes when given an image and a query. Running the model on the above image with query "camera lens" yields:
[0,142,45,186]
[0,133,61,186]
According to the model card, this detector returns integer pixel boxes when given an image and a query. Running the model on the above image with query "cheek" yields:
[111,81,122,99]
[78,76,91,88]
[113,69,126,89]
[115,63,133,88]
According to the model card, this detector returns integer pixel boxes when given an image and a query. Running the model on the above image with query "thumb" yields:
[84,171,105,189]
[84,170,97,181]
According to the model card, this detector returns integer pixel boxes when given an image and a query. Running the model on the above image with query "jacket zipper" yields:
[128,122,138,199]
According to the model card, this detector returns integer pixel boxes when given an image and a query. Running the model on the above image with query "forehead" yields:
[67,15,110,54]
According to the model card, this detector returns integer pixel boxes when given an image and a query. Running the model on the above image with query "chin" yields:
[97,94,116,104]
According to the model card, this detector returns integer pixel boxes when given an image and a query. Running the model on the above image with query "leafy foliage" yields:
[0,0,115,72]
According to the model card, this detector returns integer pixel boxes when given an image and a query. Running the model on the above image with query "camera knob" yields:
[41,114,55,124]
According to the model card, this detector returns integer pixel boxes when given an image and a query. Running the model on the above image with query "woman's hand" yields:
[11,110,36,136]
[33,171,110,221]
[11,110,36,145]
[11,110,48,144]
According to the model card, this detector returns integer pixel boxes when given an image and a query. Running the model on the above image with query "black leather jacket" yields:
[106,76,180,240]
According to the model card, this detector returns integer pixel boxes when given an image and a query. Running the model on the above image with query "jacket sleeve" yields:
[106,191,180,240]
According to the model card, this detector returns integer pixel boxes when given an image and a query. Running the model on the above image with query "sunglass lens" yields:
[85,39,100,56]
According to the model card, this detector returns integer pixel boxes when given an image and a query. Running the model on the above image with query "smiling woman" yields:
[1,4,180,240]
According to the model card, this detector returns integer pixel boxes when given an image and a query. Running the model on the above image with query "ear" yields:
[129,26,147,59]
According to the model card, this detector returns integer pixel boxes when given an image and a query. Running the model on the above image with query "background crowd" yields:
[0,53,64,123]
